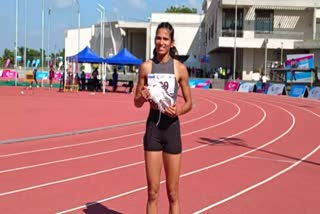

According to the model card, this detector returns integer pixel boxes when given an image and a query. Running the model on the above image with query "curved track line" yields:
[193,145,320,213]
[0,120,146,145]
[252,96,320,119]
[0,100,224,173]
[0,98,242,196]
[0,98,238,174]
[0,145,142,174]
[0,161,145,197]
[190,92,320,213]
[0,97,218,158]
[57,100,292,213]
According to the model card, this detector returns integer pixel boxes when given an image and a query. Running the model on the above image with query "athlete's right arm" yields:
[134,61,150,108]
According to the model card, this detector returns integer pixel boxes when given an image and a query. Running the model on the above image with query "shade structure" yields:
[66,46,104,63]
[184,53,201,69]
[105,48,142,65]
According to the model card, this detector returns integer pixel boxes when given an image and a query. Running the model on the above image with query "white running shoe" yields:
[147,82,174,113]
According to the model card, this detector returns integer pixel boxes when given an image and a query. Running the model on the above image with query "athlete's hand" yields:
[164,104,179,118]
[140,86,150,101]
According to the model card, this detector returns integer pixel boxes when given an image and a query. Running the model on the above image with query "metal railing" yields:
[221,29,309,40]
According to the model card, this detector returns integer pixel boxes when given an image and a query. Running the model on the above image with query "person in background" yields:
[134,22,192,214]
[290,59,298,82]
[112,68,118,92]
[92,67,99,91]
[30,63,39,88]
[80,70,86,91]
[49,65,55,89]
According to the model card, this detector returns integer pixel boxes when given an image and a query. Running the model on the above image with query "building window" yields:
[222,9,243,37]
[255,10,274,33]
[211,23,214,39]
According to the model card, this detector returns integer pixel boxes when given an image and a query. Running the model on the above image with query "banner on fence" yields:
[36,71,48,80]
[285,54,314,83]
[1,69,17,78]
[289,85,308,97]
[238,82,256,93]
[224,81,240,91]
[266,83,287,95]
[189,79,211,89]
[307,87,320,100]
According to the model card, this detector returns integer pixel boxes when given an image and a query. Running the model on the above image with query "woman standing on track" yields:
[134,22,192,213]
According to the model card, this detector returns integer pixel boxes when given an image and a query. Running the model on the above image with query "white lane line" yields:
[0,99,241,196]
[0,97,218,158]
[0,120,146,145]
[0,161,144,197]
[242,155,296,164]
[56,101,277,214]
[193,145,320,214]
[0,132,144,158]
[0,145,142,174]
[0,99,219,173]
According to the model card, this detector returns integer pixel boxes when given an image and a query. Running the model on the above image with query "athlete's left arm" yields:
[177,62,192,116]
[165,61,192,117]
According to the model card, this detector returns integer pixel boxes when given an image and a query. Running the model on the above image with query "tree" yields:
[0,47,64,69]
[165,5,197,14]
[2,49,14,68]
[0,56,3,68]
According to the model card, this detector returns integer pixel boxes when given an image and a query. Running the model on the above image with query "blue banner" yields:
[308,87,320,100]
[36,59,41,68]
[289,85,308,97]
[36,71,48,80]
[286,54,314,83]
[238,82,256,93]
[189,79,211,89]
[267,83,287,95]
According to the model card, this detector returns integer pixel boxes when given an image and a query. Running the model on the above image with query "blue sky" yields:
[0,0,203,55]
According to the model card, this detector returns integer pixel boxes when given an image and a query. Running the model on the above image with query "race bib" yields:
[147,73,176,96]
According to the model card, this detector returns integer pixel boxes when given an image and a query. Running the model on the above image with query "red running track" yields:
[0,86,319,214]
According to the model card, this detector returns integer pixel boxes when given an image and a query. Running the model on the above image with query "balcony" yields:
[221,29,308,41]
[221,29,243,37]
[254,31,305,40]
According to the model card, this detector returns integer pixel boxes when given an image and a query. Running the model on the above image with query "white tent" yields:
[184,53,201,69]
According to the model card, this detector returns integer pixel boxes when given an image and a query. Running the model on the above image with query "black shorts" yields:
[143,109,182,154]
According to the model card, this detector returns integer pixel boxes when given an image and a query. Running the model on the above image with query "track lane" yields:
[1,88,318,212]
[0,91,264,213]
[189,91,320,213]
[0,96,238,194]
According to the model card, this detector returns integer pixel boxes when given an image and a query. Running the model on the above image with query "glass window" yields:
[255,10,274,32]
[222,9,243,31]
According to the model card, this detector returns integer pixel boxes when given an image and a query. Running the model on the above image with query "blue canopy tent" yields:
[105,48,142,65]
[66,46,104,63]
[64,46,104,92]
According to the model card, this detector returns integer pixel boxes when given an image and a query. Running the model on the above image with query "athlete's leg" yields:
[163,152,181,214]
[145,151,163,214]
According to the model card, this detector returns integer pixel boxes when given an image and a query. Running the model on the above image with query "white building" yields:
[64,13,204,73]
[203,0,320,80]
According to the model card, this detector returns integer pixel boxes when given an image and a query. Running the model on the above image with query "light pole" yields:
[233,0,237,81]
[97,4,105,93]
[75,0,80,54]
[97,4,105,57]
[41,0,44,87]
[264,38,268,76]
[280,42,283,66]
[48,7,51,67]
[15,0,18,86]
[24,0,27,70]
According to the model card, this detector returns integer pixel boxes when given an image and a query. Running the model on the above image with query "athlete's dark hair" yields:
[153,22,178,59]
